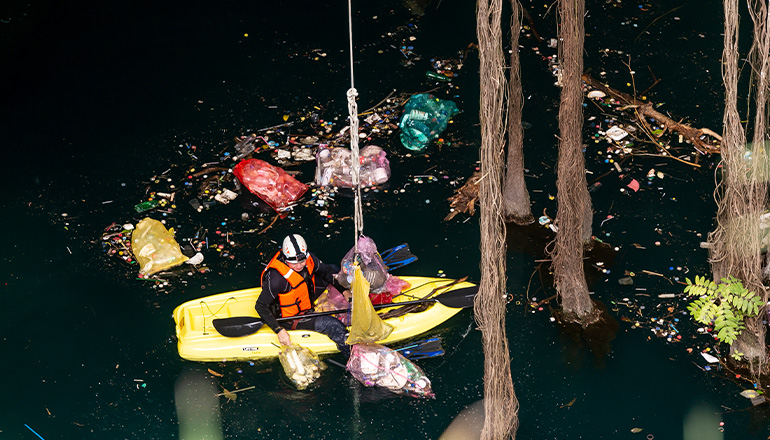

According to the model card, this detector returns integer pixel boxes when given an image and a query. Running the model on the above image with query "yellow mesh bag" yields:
[346,265,394,344]
[131,218,189,275]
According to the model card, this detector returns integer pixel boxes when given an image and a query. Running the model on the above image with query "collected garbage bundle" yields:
[346,265,394,345]
[233,159,308,211]
[278,344,326,390]
[314,145,391,188]
[131,218,189,276]
[346,343,435,399]
[335,236,409,300]
[398,93,459,151]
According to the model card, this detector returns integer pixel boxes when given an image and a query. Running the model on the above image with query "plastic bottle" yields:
[425,71,451,82]
[134,200,159,213]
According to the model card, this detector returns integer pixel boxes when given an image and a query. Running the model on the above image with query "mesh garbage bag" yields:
[131,218,189,275]
[278,344,326,390]
[346,343,435,398]
[398,93,459,151]
[346,266,394,345]
[233,159,308,211]
[335,235,390,293]
[315,145,391,188]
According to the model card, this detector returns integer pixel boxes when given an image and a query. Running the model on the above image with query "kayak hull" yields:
[172,276,474,362]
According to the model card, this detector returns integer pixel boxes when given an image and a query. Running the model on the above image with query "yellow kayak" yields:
[173,276,476,362]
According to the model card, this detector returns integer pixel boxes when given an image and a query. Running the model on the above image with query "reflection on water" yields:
[683,402,722,440]
[174,369,223,440]
[555,301,620,369]
[439,399,484,440]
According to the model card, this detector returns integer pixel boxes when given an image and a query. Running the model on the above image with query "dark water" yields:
[2,0,768,439]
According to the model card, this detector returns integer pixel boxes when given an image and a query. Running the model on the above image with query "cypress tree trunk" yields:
[476,0,519,437]
[550,0,596,322]
[711,0,769,376]
[741,0,770,375]
[502,0,534,225]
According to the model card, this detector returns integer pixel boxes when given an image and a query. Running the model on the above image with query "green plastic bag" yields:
[398,93,459,151]
[131,218,188,275]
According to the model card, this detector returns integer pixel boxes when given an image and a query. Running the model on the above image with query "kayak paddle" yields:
[212,284,478,338]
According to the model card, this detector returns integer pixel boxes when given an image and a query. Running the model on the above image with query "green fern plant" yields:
[684,275,764,348]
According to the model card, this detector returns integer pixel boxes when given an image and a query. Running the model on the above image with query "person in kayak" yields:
[256,234,351,357]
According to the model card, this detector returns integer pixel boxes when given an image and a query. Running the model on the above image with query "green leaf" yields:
[695,302,713,323]
[708,303,719,321]
[717,327,728,341]
[734,297,745,312]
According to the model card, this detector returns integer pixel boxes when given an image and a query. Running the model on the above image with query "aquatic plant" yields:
[684,275,764,359]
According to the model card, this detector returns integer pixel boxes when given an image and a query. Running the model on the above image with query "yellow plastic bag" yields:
[131,218,188,275]
[346,265,394,345]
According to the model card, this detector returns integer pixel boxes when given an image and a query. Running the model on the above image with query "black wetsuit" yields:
[255,252,350,357]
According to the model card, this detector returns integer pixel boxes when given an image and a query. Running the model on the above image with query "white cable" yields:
[347,0,356,89]
[347,0,363,253]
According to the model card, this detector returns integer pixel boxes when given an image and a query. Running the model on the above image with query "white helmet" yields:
[282,234,308,263]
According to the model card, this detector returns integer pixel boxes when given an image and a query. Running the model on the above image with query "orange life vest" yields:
[262,251,316,317]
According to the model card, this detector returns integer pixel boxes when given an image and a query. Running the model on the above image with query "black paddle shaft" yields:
[212,285,478,338]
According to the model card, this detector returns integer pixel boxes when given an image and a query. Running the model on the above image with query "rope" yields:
[347,0,356,90]
[347,0,363,253]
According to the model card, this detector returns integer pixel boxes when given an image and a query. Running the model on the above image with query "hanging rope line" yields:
[347,0,363,253]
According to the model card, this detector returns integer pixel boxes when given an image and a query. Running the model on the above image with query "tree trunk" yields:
[581,192,593,245]
[734,0,770,375]
[551,0,595,322]
[476,0,519,438]
[709,0,769,378]
[502,0,534,225]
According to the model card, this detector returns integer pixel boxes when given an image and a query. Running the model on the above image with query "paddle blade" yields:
[435,285,479,309]
[212,317,265,337]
